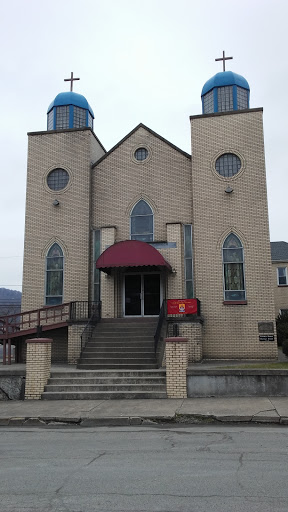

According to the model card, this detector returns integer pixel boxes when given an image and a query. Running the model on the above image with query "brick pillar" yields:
[25,338,52,400]
[165,337,188,398]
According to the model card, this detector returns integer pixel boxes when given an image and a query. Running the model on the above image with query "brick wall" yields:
[167,320,203,362]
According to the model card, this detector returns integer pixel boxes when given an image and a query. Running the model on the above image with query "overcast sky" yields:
[1,0,287,292]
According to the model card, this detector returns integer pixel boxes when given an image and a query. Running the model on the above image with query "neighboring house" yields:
[271,241,288,317]
[19,64,278,363]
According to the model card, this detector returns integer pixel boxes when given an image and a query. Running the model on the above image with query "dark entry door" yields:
[143,274,160,315]
[124,274,161,316]
[124,275,141,316]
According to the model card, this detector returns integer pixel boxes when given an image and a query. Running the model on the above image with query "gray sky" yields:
[1,0,287,293]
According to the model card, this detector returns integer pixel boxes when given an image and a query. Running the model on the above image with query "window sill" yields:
[223,300,247,305]
[278,285,288,287]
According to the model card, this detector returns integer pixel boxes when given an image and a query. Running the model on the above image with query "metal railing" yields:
[80,302,101,352]
[70,301,101,322]
[154,300,167,355]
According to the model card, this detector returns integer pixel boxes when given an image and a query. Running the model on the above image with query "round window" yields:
[215,153,241,178]
[47,168,69,190]
[134,147,148,161]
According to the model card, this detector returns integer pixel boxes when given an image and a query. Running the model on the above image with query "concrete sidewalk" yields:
[1,396,288,427]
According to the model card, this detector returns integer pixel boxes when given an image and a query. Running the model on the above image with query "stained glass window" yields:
[184,225,193,298]
[223,234,245,301]
[130,200,153,242]
[46,243,64,305]
[93,230,101,301]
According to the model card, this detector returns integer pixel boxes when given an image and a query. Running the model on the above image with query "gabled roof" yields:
[271,241,288,261]
[91,123,191,168]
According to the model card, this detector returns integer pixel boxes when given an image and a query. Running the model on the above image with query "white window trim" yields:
[277,267,288,286]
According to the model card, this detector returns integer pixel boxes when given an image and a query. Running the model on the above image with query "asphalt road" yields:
[1,425,288,511]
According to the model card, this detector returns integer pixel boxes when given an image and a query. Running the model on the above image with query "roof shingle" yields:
[271,241,288,261]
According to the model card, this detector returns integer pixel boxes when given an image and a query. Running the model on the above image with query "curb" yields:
[0,413,285,427]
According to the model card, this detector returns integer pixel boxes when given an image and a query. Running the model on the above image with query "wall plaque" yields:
[258,322,274,333]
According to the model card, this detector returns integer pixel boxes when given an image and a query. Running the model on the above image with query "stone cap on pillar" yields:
[165,337,188,343]
[25,338,53,344]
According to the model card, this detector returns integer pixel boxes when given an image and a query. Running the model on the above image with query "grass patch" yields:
[217,362,288,369]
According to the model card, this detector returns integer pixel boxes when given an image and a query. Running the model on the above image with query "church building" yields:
[21,56,278,365]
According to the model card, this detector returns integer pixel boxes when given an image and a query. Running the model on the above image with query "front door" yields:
[124,274,161,316]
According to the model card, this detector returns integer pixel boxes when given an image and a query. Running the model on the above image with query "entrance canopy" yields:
[96,240,172,273]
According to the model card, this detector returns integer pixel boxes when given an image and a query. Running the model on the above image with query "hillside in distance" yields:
[0,288,22,316]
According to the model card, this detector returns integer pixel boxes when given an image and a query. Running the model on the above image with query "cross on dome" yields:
[215,51,233,72]
[64,72,80,92]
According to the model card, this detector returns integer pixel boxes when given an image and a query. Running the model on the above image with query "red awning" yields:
[96,240,172,272]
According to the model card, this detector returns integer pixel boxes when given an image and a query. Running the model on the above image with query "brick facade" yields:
[190,109,277,359]
[22,128,105,312]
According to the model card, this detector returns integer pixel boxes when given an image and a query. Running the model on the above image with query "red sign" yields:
[167,299,199,315]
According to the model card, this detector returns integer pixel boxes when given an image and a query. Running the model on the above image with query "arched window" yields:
[130,200,153,242]
[45,243,64,305]
[222,234,245,301]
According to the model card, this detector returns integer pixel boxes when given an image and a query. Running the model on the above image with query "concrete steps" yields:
[42,369,167,400]
[77,363,158,370]
[41,319,167,399]
[42,391,167,400]
[77,318,159,371]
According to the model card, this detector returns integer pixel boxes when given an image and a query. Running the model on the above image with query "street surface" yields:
[0,425,288,511]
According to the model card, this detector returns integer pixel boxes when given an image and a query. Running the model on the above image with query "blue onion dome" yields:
[201,71,250,114]
[47,91,94,131]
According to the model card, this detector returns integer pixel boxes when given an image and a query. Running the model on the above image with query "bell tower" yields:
[190,55,277,360]
[22,74,105,311]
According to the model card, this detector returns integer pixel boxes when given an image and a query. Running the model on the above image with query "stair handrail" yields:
[80,301,101,352]
[154,300,167,355]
